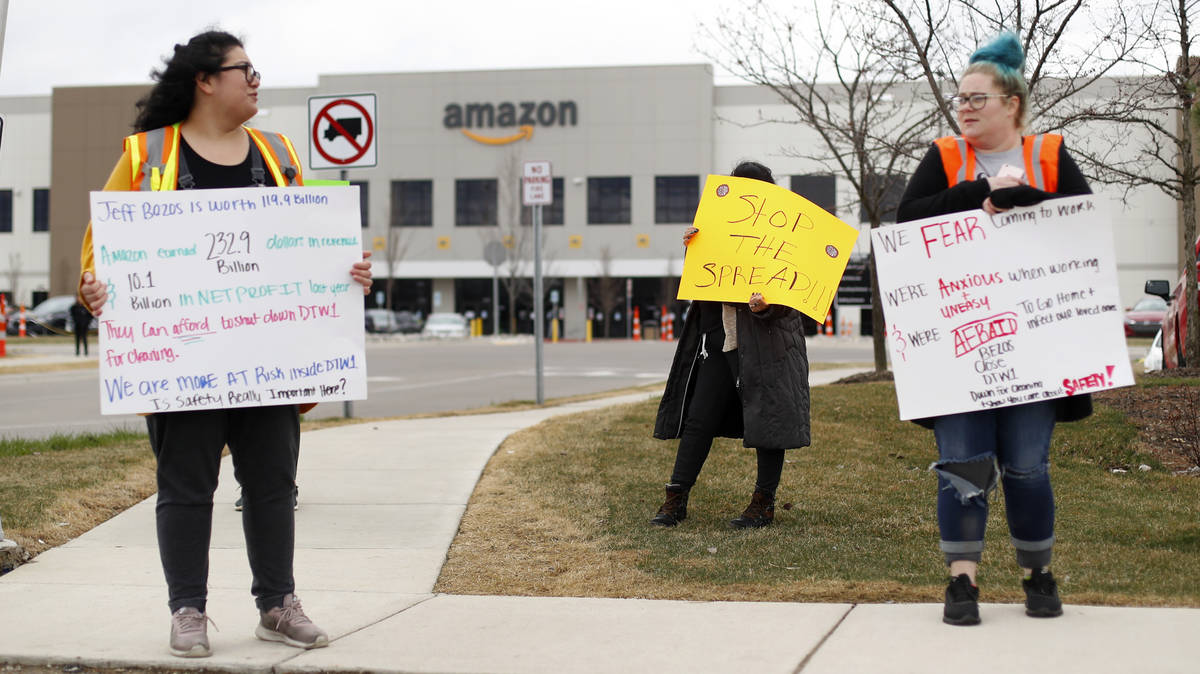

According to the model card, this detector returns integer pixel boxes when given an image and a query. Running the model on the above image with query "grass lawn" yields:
[435,380,1200,607]
[0,430,156,557]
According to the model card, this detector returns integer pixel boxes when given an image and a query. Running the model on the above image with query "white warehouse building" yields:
[0,64,1182,339]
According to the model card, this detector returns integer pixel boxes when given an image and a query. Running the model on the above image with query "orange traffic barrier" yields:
[0,295,6,357]
[18,305,26,338]
[632,306,641,341]
[823,310,833,336]
[665,312,674,341]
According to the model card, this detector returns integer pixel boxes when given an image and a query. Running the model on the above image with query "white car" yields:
[421,313,469,338]
[1143,328,1164,373]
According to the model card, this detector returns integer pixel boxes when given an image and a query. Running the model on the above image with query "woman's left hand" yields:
[982,197,1008,215]
[749,292,769,313]
[351,251,373,295]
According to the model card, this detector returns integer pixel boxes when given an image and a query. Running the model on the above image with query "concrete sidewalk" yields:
[0,370,1196,673]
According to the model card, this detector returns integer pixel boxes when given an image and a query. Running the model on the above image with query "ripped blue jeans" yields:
[932,401,1056,569]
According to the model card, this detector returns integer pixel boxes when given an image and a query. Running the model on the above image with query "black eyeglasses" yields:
[216,64,261,84]
[947,93,1010,111]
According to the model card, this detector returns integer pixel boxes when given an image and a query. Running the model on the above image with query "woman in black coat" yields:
[650,161,811,529]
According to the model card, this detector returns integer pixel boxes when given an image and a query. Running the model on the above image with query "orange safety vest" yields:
[123,122,304,191]
[934,134,1061,192]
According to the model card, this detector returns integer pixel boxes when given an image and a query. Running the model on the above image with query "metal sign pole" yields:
[340,168,354,419]
[533,204,545,405]
[492,272,499,336]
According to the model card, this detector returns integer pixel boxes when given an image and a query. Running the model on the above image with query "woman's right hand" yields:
[986,175,1021,192]
[683,227,699,246]
[80,272,108,316]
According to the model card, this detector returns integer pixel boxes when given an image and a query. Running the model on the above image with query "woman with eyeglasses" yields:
[78,30,372,657]
[895,33,1092,627]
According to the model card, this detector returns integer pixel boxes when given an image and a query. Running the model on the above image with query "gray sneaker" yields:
[255,594,329,649]
[169,606,213,658]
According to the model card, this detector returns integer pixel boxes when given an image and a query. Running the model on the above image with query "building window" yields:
[456,179,498,226]
[654,175,700,224]
[587,177,631,225]
[790,175,836,216]
[350,181,368,228]
[0,190,11,233]
[32,188,50,232]
[859,174,907,223]
[520,177,564,225]
[390,180,432,227]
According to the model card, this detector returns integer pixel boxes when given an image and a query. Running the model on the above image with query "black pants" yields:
[669,331,785,496]
[146,405,299,613]
[74,329,88,355]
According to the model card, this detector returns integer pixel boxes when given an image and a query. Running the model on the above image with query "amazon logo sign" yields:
[443,100,578,145]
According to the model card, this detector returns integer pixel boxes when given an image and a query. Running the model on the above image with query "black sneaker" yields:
[1023,568,1063,617]
[943,573,981,625]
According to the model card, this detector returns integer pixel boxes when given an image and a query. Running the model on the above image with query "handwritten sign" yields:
[89,186,367,415]
[870,194,1133,420]
[677,175,859,320]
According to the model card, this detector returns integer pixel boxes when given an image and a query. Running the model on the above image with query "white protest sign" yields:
[870,194,1133,420]
[90,186,367,415]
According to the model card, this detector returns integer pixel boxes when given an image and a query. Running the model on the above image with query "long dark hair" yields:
[133,31,243,132]
[731,160,775,185]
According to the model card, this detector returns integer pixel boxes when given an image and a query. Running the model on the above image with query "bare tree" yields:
[588,246,623,338]
[490,149,534,334]
[703,1,942,371]
[4,253,20,306]
[383,229,411,310]
[1057,0,1199,366]
[878,0,1196,365]
[875,0,1151,133]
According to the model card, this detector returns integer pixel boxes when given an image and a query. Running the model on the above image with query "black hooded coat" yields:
[653,301,811,450]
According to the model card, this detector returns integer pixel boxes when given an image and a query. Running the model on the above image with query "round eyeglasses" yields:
[948,93,1011,111]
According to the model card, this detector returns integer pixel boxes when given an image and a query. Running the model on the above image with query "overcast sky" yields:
[0,0,742,97]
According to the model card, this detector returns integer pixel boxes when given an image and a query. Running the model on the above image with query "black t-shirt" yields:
[179,136,256,189]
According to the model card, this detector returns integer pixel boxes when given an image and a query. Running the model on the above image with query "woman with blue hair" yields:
[896,33,1093,626]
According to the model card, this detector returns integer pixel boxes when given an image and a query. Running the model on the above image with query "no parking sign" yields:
[308,93,377,170]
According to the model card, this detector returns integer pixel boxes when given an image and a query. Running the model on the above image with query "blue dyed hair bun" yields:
[969,32,1025,75]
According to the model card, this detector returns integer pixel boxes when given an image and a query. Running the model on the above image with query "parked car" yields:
[1123,295,1167,337]
[421,312,469,338]
[394,310,423,334]
[1146,235,1200,369]
[364,308,402,334]
[1144,329,1164,373]
[5,295,79,336]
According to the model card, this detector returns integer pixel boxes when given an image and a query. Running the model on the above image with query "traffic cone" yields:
[665,312,674,341]
[632,306,641,341]
[822,310,833,336]
[18,305,26,338]
[0,295,6,357]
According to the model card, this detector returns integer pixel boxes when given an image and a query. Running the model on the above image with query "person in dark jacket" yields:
[69,301,92,356]
[650,161,811,530]
[895,33,1092,627]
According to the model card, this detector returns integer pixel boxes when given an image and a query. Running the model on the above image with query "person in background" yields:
[650,161,811,530]
[69,300,91,356]
[77,30,373,657]
[895,32,1093,626]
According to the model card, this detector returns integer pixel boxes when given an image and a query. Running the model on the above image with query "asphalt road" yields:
[0,337,875,440]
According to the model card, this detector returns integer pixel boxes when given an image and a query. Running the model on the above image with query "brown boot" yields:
[730,490,774,529]
[650,483,689,526]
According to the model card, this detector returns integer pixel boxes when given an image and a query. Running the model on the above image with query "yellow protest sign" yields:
[677,175,859,320]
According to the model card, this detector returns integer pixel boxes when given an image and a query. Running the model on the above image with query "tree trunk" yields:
[1183,7,1200,368]
[868,251,888,372]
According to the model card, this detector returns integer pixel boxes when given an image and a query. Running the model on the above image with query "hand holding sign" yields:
[677,175,859,320]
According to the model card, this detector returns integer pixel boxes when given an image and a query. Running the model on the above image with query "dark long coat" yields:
[653,301,811,450]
